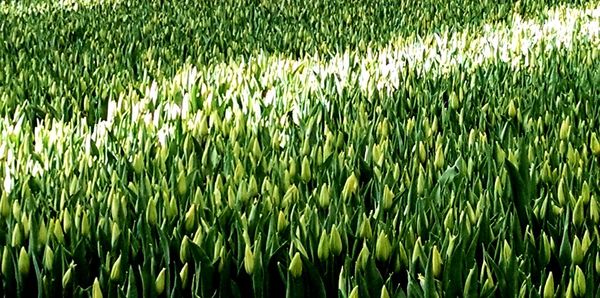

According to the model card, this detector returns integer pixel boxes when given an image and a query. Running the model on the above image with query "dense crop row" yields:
[1,0,600,297]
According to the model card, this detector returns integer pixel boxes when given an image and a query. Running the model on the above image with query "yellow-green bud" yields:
[110,254,122,281]
[62,210,71,234]
[358,216,372,239]
[502,240,512,265]
[543,272,554,298]
[318,184,330,209]
[317,229,330,261]
[92,278,103,298]
[418,141,426,163]
[573,266,586,297]
[146,198,158,226]
[155,268,166,295]
[572,236,584,265]
[416,167,425,196]
[590,133,600,156]
[560,118,570,140]
[54,219,65,244]
[432,245,442,278]
[380,285,390,298]
[132,153,144,174]
[289,252,303,278]
[1,246,10,276]
[581,182,590,204]
[330,225,343,256]
[12,201,21,220]
[434,145,444,170]
[81,211,90,237]
[375,231,392,262]
[111,222,120,248]
[596,252,600,274]
[180,236,190,263]
[342,173,358,200]
[382,185,393,210]
[244,244,255,275]
[349,286,359,298]
[301,156,311,182]
[573,197,584,227]
[508,100,517,118]
[184,204,196,232]
[277,211,288,232]
[541,233,551,266]
[179,263,189,287]
[356,242,370,272]
[412,237,423,266]
[18,247,30,276]
[11,224,22,247]
[43,245,54,271]
[177,171,187,196]
[62,266,73,288]
[581,230,591,253]
[0,193,9,218]
[444,208,454,231]
[590,196,599,224]
[398,242,408,268]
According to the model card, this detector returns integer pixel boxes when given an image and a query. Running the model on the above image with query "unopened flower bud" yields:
[432,245,442,278]
[110,254,122,281]
[382,185,393,210]
[244,245,255,275]
[356,242,370,272]
[300,156,311,182]
[43,245,54,271]
[289,252,303,278]
[92,278,103,298]
[155,268,166,295]
[375,231,391,262]
[18,247,30,276]
[330,225,343,256]
[342,173,359,200]
[543,272,554,298]
[318,184,330,209]
[573,266,586,297]
[179,263,189,287]
[317,229,330,261]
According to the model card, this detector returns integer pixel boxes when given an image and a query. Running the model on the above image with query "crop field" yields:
[1,0,600,297]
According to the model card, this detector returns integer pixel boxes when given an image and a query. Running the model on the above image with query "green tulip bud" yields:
[463,267,477,297]
[349,286,359,298]
[53,218,65,244]
[109,222,120,248]
[543,272,554,298]
[18,247,30,276]
[62,211,71,234]
[1,246,9,276]
[110,254,122,281]
[358,216,372,239]
[590,133,600,156]
[382,185,393,210]
[444,208,454,231]
[572,236,584,265]
[132,153,144,174]
[43,245,54,271]
[179,263,189,287]
[595,252,600,274]
[12,200,21,221]
[92,278,103,298]
[375,231,391,262]
[434,145,444,170]
[180,236,190,263]
[11,224,22,247]
[573,266,585,297]
[416,167,425,196]
[541,233,551,266]
[81,211,90,237]
[508,100,517,118]
[412,237,423,266]
[166,196,178,220]
[177,171,188,196]
[0,193,9,219]
[277,211,288,232]
[581,182,590,204]
[581,230,591,253]
[501,240,512,266]
[590,196,599,224]
[560,118,570,140]
[330,225,343,256]
[184,204,196,232]
[356,242,370,272]
[155,268,166,295]
[62,266,73,288]
[432,245,442,278]
[379,285,390,298]
[418,141,426,163]
[342,173,359,200]
[318,184,330,209]
[300,156,311,182]
[244,244,255,275]
[289,252,303,278]
[573,197,584,227]
[146,198,158,226]
[317,229,330,261]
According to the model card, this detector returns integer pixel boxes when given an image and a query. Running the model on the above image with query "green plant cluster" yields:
[0,0,599,297]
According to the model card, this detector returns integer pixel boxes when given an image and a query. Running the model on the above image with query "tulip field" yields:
[1,0,600,297]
